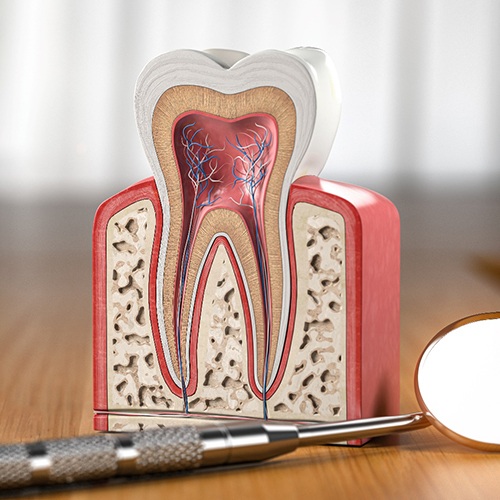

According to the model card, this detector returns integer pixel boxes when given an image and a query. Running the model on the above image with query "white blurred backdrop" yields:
[1,0,499,201]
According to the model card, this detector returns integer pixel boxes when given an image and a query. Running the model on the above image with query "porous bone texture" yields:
[268,203,346,421]
[105,201,346,424]
[107,200,182,411]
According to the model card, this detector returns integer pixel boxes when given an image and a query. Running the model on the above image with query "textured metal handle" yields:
[0,426,203,489]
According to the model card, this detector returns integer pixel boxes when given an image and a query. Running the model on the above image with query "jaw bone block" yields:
[93,49,400,443]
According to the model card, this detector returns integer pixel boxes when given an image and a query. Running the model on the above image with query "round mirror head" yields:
[416,312,500,451]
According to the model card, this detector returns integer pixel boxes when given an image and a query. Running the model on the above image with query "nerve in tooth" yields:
[228,124,273,416]
[170,112,278,410]
[175,122,222,410]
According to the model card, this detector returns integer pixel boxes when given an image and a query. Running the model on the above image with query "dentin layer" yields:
[151,86,296,401]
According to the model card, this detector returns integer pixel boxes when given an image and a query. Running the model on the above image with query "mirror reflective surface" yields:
[416,312,500,450]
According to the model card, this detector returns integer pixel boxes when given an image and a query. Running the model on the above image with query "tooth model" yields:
[93,48,400,443]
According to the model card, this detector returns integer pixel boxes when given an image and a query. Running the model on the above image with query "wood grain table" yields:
[0,190,499,499]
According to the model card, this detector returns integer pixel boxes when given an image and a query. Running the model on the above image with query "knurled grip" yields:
[133,425,203,472]
[0,426,204,489]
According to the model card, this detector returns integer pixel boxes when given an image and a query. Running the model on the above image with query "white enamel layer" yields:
[134,48,341,390]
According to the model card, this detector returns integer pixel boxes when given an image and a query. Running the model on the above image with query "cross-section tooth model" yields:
[93,48,400,442]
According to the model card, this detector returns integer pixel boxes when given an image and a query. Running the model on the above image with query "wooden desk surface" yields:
[0,191,499,499]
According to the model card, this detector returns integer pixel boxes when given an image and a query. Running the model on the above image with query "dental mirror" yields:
[286,311,500,450]
[414,311,500,450]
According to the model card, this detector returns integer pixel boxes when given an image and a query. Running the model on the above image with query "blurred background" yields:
[1,0,500,200]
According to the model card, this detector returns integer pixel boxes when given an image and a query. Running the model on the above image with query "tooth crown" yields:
[93,49,399,436]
